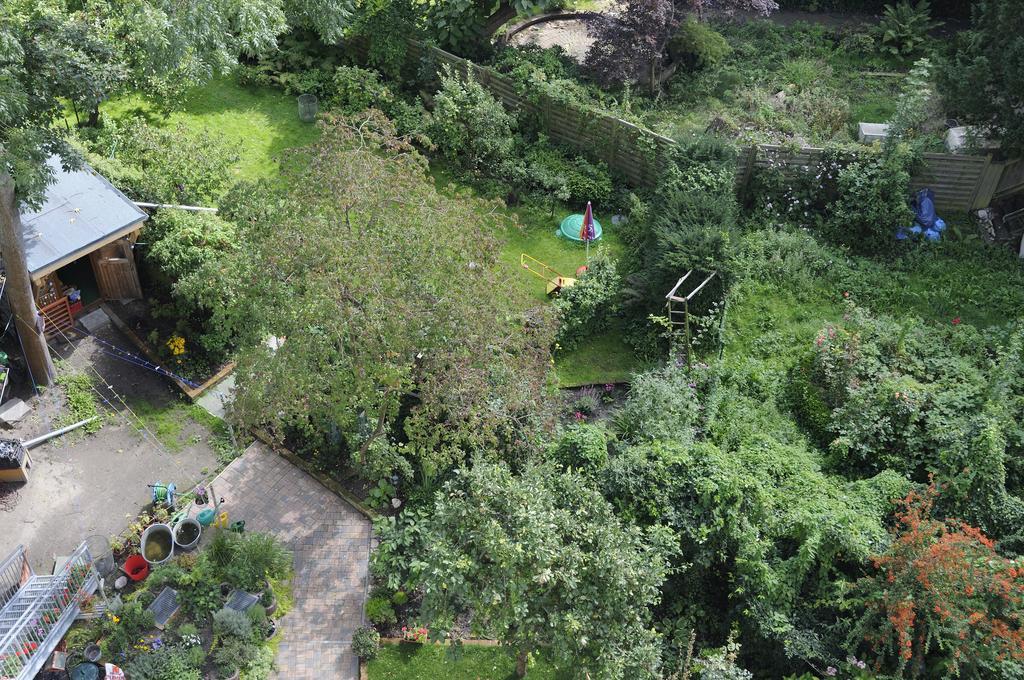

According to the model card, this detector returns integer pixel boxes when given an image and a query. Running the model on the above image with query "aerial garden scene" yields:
[2,0,1024,679]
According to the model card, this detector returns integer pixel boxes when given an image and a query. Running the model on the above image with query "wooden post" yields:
[684,299,692,369]
[0,171,55,387]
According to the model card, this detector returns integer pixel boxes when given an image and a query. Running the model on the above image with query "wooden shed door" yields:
[90,239,142,300]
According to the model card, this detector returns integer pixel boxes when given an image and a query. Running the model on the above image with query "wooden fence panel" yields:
[349,38,1017,209]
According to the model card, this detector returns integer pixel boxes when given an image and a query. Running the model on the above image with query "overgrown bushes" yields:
[553,254,620,350]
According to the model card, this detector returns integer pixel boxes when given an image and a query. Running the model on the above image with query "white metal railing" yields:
[0,542,96,680]
[0,548,29,613]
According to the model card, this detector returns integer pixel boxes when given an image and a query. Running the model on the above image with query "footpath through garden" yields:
[209,441,372,679]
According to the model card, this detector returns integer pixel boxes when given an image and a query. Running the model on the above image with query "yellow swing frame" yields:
[520,253,577,296]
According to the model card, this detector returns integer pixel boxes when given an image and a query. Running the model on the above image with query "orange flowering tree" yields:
[847,483,1024,678]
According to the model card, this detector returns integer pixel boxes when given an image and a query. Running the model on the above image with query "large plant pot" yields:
[173,517,202,552]
[140,523,174,565]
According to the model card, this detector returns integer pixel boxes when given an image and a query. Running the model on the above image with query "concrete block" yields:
[858,122,890,144]
[78,308,110,334]
[946,126,999,153]
[0,398,31,428]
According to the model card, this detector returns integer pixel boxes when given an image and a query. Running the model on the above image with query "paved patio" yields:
[207,442,372,679]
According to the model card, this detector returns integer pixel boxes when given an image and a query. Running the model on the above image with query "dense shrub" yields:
[622,137,737,355]
[524,143,613,206]
[823,145,915,255]
[793,305,1024,539]
[428,66,516,175]
[352,626,381,659]
[145,211,237,289]
[124,648,201,680]
[78,119,237,205]
[550,423,609,473]
[552,254,620,350]
[330,66,394,114]
[601,362,912,674]
[365,595,397,625]
[214,607,254,641]
[847,483,1024,678]
[668,19,732,69]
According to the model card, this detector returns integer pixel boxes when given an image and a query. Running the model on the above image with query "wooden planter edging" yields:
[101,302,235,401]
[251,428,378,521]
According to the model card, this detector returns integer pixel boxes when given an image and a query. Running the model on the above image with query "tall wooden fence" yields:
[359,40,1019,211]
[734,145,1015,211]
[404,41,675,186]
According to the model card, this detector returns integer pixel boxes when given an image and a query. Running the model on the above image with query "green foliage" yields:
[823,145,915,255]
[204,112,554,480]
[603,362,911,671]
[77,119,237,204]
[876,1,941,58]
[884,57,940,153]
[668,20,732,69]
[365,595,398,625]
[223,532,293,592]
[795,305,1024,538]
[938,0,1024,157]
[549,423,608,473]
[213,635,260,677]
[352,625,382,659]
[417,462,670,678]
[613,363,712,445]
[214,606,255,641]
[100,602,155,658]
[523,143,613,206]
[553,254,621,350]
[428,67,516,175]
[55,372,102,432]
[330,65,394,114]
[370,507,431,592]
[124,647,202,680]
[240,645,275,680]
[846,484,1024,678]
[622,137,736,353]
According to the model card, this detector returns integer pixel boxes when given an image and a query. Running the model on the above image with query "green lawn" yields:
[431,166,646,386]
[368,642,569,680]
[104,78,647,387]
[102,75,320,181]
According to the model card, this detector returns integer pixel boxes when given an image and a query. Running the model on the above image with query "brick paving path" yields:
[209,442,372,679]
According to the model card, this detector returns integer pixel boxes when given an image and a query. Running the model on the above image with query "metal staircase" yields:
[0,542,97,680]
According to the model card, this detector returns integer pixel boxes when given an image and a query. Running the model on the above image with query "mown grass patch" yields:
[102,75,320,182]
[368,642,569,680]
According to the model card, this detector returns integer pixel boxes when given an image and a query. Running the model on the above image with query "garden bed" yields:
[61,528,293,680]
[103,302,235,400]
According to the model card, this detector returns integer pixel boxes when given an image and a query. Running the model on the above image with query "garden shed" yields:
[19,156,147,338]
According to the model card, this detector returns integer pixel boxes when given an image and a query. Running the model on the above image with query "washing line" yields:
[74,327,201,388]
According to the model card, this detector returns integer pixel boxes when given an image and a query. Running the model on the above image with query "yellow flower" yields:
[166,335,186,356]
[111,615,120,624]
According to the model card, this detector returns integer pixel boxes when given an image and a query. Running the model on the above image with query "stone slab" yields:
[78,308,111,334]
[0,398,32,427]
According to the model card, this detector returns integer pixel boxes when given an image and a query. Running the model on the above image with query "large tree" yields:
[190,111,554,482]
[938,0,1024,157]
[0,0,352,382]
[417,462,671,678]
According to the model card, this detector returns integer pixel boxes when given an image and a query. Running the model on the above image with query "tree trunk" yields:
[0,172,56,387]
[515,648,529,678]
[484,0,519,39]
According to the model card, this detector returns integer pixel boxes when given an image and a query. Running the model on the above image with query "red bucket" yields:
[124,554,149,581]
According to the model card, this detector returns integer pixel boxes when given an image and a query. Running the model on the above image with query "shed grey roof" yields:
[19,156,147,277]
